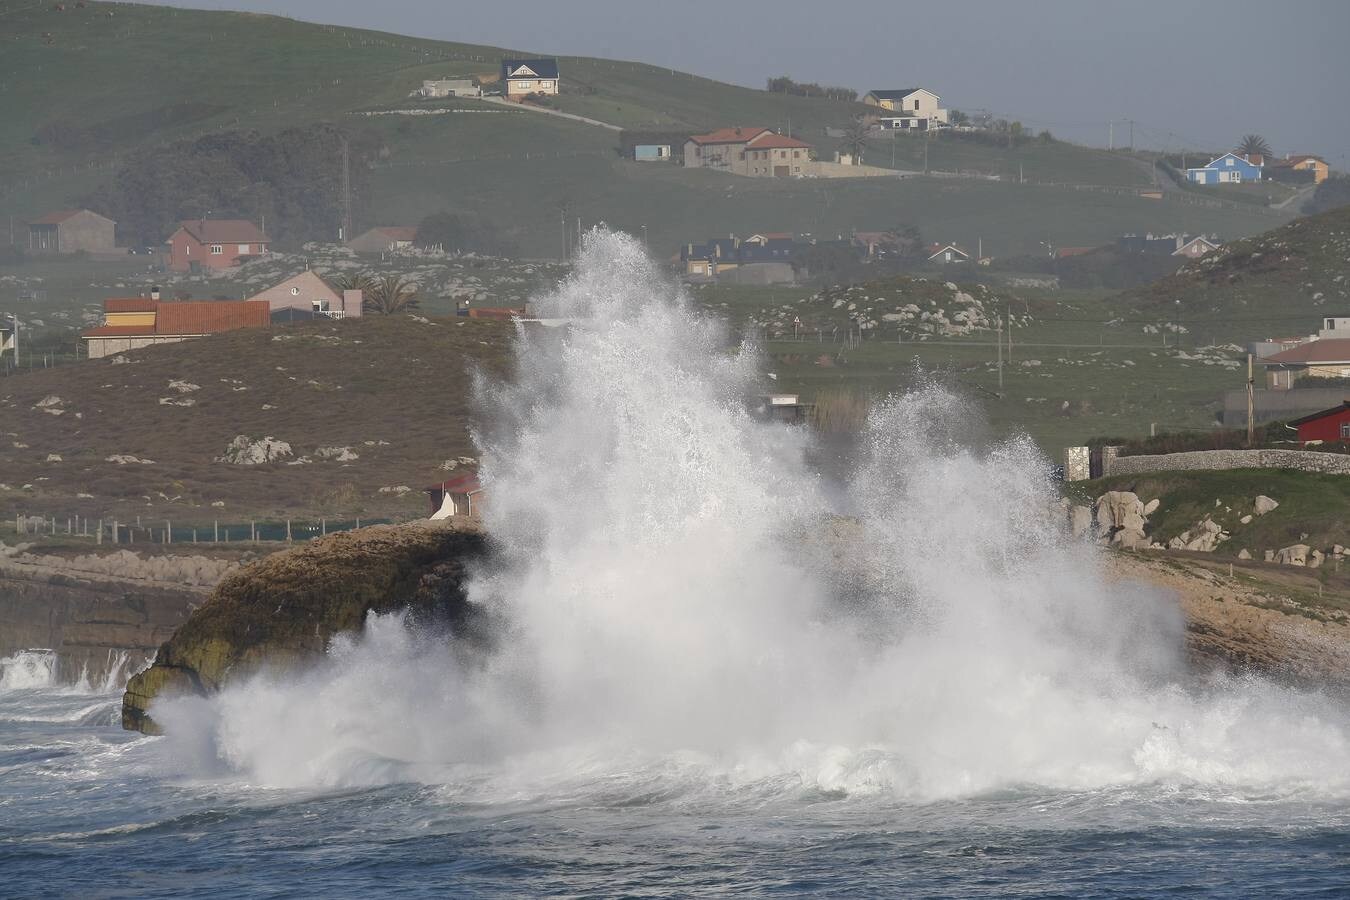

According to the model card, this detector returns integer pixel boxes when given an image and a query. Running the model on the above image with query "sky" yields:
[139,0,1350,162]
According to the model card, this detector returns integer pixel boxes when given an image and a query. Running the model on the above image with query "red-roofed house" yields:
[684,127,814,177]
[28,209,116,254]
[426,472,486,519]
[81,294,270,359]
[1259,338,1350,389]
[165,219,269,272]
[1268,154,1330,185]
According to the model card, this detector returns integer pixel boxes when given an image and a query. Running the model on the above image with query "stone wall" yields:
[1103,447,1350,476]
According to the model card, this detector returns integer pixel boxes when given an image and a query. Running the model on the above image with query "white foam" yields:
[154,229,1350,802]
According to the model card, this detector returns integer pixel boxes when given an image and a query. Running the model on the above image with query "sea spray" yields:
[155,229,1350,800]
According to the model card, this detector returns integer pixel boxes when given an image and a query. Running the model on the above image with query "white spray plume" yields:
[156,229,1350,801]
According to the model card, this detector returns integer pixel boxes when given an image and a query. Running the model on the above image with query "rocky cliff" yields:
[121,519,490,734]
[0,543,246,684]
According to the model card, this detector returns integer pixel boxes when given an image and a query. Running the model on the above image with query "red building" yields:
[165,219,269,272]
[1289,402,1350,444]
[426,473,486,519]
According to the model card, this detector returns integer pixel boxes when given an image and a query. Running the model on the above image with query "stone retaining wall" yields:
[1102,447,1350,476]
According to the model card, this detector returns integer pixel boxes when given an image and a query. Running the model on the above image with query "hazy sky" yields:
[141,0,1349,162]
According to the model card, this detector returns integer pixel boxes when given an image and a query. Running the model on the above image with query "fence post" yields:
[286,519,292,542]
[214,520,219,542]
[112,520,119,544]
[165,520,171,544]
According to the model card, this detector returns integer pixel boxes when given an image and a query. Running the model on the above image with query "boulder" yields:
[1310,550,1325,569]
[1143,499,1160,516]
[1254,496,1280,516]
[1275,544,1310,566]
[121,519,490,734]
[1240,515,1253,525]
[1237,549,1252,560]
[1265,550,1276,562]
[1095,491,1146,540]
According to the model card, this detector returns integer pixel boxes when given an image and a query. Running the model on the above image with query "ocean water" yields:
[4,231,1350,896]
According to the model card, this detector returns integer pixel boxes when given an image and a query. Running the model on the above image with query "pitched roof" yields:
[927,243,971,258]
[1262,339,1350,366]
[1287,402,1350,427]
[501,58,559,79]
[747,132,813,150]
[29,209,114,226]
[154,301,270,335]
[867,88,929,100]
[176,219,267,244]
[104,298,159,312]
[687,127,772,146]
[82,324,158,338]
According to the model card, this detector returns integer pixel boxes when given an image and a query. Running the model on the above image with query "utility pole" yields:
[341,137,352,243]
[997,315,1004,391]
[1109,121,1114,151]
[1129,119,1134,153]
[1246,352,1256,447]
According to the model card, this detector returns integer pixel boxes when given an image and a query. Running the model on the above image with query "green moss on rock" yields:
[122,519,489,733]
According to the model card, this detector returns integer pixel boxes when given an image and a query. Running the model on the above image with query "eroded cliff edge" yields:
[121,519,489,734]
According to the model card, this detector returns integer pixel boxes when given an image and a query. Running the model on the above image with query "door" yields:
[773,165,789,177]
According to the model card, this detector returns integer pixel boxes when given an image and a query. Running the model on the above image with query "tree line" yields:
[765,76,857,103]
[84,124,382,247]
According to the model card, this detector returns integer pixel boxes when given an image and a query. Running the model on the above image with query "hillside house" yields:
[81,293,270,359]
[1267,154,1330,184]
[165,220,268,272]
[427,472,486,519]
[684,127,814,177]
[346,226,418,254]
[27,209,116,254]
[863,89,948,130]
[501,58,559,98]
[416,78,481,99]
[1173,235,1221,258]
[1185,153,1262,186]
[249,271,362,320]
[927,243,971,264]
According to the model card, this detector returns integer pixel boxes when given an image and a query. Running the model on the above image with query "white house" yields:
[863,88,949,130]
[500,58,560,98]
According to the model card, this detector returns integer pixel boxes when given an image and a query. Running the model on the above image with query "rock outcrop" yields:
[121,519,490,734]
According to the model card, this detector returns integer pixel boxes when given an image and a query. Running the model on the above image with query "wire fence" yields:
[9,513,391,546]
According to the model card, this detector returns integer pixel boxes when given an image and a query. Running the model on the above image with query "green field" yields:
[0,1,1295,259]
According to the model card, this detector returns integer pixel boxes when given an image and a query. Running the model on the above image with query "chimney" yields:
[150,285,161,301]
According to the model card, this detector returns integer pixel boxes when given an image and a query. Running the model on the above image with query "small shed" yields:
[427,473,486,519]
[28,209,116,254]
[1289,402,1350,444]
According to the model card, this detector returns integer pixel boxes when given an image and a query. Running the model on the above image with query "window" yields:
[210,244,223,255]
[238,244,250,254]
[1342,423,1350,440]
[291,287,301,296]
[1225,157,1234,166]
[311,299,330,313]
[1328,319,1335,330]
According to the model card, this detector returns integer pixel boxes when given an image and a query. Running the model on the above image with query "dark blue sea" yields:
[3,671,1348,898]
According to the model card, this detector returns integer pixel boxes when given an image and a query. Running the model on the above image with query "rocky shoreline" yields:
[121,519,489,733]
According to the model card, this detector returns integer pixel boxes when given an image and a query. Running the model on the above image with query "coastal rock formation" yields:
[121,519,490,734]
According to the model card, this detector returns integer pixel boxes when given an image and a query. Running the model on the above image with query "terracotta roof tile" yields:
[82,324,158,338]
[105,298,159,312]
[747,133,813,150]
[177,219,267,244]
[687,127,771,146]
[154,301,270,335]
[1263,339,1350,366]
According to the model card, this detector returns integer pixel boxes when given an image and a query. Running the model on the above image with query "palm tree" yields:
[1236,134,1272,162]
[839,116,870,163]
[329,271,374,294]
[362,275,420,315]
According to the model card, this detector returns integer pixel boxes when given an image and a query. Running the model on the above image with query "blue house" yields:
[1186,152,1262,186]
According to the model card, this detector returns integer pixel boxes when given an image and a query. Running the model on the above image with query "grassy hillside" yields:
[1112,204,1350,341]
[0,1,1292,258]
[0,315,512,524]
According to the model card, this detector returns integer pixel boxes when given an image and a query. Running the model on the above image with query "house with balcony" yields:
[863,88,948,130]
[248,271,363,321]
[683,127,813,177]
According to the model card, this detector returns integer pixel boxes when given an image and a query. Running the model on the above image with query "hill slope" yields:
[0,1,1292,257]
[0,315,512,524]
[1112,205,1350,341]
